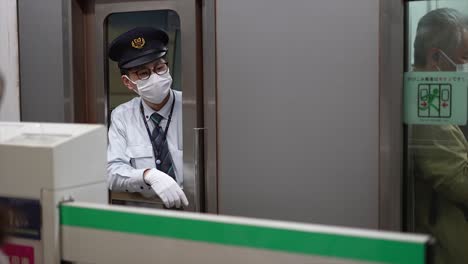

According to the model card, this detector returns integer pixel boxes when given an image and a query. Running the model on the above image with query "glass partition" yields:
[405,1,468,263]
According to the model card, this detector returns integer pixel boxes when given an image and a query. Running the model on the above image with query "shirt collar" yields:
[141,91,173,122]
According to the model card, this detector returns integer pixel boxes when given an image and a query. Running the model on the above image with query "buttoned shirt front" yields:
[107,90,183,198]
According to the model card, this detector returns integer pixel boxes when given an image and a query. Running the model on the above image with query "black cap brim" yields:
[120,50,167,70]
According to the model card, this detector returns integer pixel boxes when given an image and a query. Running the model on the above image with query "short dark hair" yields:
[120,68,128,76]
[414,8,468,67]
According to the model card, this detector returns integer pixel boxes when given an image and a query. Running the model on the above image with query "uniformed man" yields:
[410,8,468,264]
[107,27,188,209]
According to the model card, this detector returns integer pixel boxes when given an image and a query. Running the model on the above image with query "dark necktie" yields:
[150,113,176,179]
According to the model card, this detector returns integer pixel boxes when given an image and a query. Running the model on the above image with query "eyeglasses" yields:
[133,61,169,80]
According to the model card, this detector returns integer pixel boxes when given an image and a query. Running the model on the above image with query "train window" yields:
[404,1,468,263]
[106,10,181,111]
[106,10,185,208]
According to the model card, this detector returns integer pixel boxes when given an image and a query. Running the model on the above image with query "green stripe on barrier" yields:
[60,205,425,264]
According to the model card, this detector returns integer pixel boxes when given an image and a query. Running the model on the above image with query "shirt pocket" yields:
[125,145,155,169]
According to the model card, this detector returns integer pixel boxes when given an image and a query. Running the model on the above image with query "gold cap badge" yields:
[131,37,146,49]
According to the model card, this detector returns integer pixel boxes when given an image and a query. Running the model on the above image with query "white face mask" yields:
[125,71,172,104]
[438,50,468,72]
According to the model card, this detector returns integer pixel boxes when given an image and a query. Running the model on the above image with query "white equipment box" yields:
[0,122,108,263]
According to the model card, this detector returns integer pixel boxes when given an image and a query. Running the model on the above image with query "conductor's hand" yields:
[144,168,188,208]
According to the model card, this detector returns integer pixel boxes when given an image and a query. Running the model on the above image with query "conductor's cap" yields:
[108,27,169,70]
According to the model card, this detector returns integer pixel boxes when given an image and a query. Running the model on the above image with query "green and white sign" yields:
[404,72,468,125]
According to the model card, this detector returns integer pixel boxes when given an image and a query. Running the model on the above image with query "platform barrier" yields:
[60,202,431,264]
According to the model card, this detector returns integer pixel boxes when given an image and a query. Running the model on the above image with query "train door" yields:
[18,0,214,212]
[18,0,212,212]
[94,0,206,212]
[404,1,468,263]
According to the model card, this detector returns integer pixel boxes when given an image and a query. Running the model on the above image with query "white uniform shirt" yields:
[107,90,183,197]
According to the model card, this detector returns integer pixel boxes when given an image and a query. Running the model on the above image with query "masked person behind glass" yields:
[410,8,468,264]
[107,27,188,209]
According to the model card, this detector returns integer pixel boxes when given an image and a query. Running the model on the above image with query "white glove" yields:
[144,168,189,208]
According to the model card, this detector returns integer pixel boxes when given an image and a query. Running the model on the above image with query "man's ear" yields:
[121,75,135,91]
